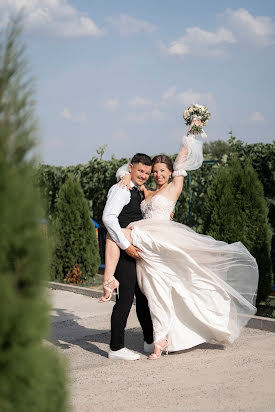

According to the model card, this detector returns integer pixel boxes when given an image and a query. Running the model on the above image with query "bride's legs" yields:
[99,229,132,301]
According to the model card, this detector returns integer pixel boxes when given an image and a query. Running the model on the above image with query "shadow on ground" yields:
[49,308,224,358]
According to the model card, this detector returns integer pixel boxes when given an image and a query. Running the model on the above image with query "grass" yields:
[79,273,103,289]
[86,273,103,289]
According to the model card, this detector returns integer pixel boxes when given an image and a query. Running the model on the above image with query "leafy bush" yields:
[51,174,100,282]
[203,159,272,304]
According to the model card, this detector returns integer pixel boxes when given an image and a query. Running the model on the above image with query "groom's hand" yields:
[125,245,143,259]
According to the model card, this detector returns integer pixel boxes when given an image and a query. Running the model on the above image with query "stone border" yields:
[48,281,115,301]
[48,281,275,333]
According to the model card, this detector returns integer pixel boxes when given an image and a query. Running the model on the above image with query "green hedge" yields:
[36,153,128,224]
[36,138,275,287]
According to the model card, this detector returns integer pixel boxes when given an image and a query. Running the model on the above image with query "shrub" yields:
[203,158,272,304]
[0,18,67,411]
[227,134,275,281]
[51,175,100,282]
[65,264,83,284]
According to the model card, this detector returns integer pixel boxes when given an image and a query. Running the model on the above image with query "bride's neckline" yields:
[143,193,175,206]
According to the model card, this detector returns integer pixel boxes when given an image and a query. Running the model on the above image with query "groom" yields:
[102,153,154,360]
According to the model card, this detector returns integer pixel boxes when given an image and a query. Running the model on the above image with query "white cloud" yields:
[161,86,215,111]
[60,107,72,120]
[0,0,105,37]
[60,107,87,123]
[177,90,203,105]
[225,8,275,47]
[161,86,176,103]
[150,107,163,119]
[125,106,164,123]
[126,87,215,124]
[111,129,130,143]
[177,90,208,106]
[103,98,119,110]
[129,96,152,106]
[160,9,275,60]
[251,112,264,122]
[106,13,156,36]
[163,26,236,58]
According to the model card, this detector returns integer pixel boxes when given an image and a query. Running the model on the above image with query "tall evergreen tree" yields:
[51,174,100,282]
[0,18,67,411]
[203,159,272,304]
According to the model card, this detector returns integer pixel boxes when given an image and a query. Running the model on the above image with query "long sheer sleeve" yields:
[116,162,130,182]
[172,135,203,177]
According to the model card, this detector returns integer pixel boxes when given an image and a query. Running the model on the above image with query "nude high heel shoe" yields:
[98,277,119,303]
[148,338,168,360]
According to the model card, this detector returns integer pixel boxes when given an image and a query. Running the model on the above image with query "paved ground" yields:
[48,289,275,412]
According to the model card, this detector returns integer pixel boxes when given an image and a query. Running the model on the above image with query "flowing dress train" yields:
[129,194,258,351]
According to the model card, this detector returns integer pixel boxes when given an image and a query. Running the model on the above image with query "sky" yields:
[1,0,275,166]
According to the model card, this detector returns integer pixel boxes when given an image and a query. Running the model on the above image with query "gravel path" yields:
[48,289,275,412]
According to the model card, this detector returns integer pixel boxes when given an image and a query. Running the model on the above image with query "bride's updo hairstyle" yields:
[152,154,173,172]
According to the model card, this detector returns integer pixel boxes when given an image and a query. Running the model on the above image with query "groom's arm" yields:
[102,184,132,250]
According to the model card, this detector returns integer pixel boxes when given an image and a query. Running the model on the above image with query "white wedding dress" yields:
[117,134,259,351]
[129,196,258,351]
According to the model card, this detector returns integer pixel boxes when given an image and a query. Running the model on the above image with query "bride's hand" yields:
[118,173,131,190]
[189,118,202,132]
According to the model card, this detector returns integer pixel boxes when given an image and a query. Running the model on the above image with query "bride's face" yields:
[152,163,171,186]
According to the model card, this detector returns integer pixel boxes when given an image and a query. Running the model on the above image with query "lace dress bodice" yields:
[141,194,175,220]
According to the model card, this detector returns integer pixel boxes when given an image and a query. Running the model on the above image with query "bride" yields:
[99,129,259,360]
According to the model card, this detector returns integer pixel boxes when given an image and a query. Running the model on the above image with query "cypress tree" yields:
[51,174,100,282]
[0,18,67,411]
[203,158,272,304]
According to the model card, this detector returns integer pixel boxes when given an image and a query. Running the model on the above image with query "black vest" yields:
[118,188,143,228]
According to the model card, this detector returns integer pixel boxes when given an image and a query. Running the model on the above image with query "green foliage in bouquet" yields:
[203,158,272,304]
[51,174,100,282]
[0,18,67,411]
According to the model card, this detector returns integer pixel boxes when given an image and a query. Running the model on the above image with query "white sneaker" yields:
[108,347,140,360]
[143,341,154,353]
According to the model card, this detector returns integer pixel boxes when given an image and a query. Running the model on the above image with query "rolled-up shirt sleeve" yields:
[102,184,131,250]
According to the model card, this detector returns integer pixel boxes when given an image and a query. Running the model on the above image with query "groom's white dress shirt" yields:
[102,181,137,250]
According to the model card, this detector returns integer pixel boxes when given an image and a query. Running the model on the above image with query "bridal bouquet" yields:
[183,104,211,138]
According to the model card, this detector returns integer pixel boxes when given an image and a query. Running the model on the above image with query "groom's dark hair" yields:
[131,153,152,166]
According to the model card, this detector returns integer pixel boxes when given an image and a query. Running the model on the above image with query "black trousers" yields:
[110,251,153,351]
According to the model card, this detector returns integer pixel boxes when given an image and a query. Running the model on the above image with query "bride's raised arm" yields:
[171,134,204,195]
